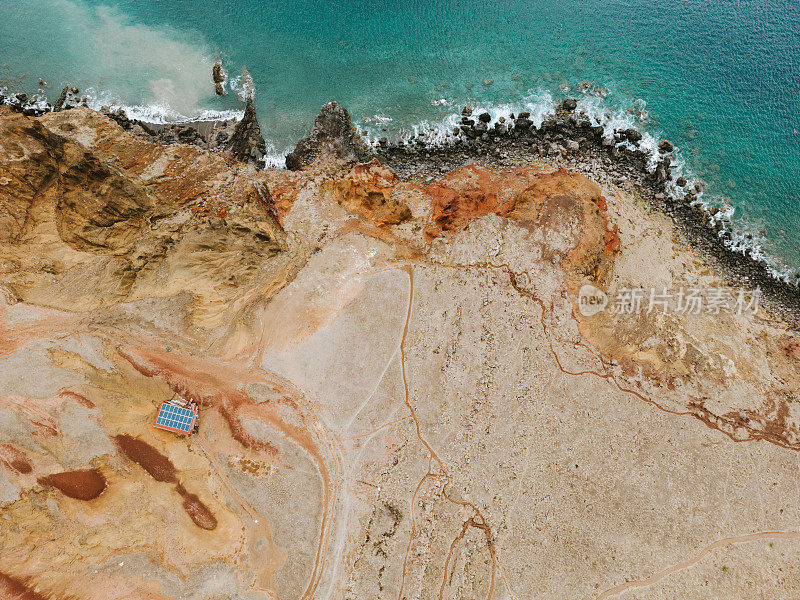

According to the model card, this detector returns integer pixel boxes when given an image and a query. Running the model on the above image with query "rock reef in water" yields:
[285,101,371,170]
[0,101,799,600]
[212,58,226,96]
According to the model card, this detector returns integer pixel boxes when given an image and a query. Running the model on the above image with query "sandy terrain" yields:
[0,105,798,600]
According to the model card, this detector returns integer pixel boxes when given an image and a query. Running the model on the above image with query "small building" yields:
[153,398,199,436]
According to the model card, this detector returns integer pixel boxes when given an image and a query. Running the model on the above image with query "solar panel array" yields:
[155,403,195,433]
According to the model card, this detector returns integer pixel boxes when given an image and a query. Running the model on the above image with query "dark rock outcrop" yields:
[285,102,370,171]
[225,97,266,164]
[212,59,226,96]
[624,128,643,143]
[54,85,80,111]
[658,139,674,153]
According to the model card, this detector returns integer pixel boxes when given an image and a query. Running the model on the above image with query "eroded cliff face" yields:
[0,106,285,323]
[1,105,799,600]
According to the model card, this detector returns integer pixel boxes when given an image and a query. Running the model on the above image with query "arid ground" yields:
[1,105,799,600]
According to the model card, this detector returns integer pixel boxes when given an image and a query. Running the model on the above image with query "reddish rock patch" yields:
[57,390,95,408]
[176,484,217,530]
[0,444,32,474]
[38,469,106,500]
[425,165,502,234]
[219,396,279,456]
[502,169,619,277]
[0,572,51,600]
[423,164,548,236]
[265,171,301,224]
[113,434,177,483]
[325,160,412,226]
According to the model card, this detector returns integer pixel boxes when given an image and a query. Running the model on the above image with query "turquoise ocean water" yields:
[1,0,798,281]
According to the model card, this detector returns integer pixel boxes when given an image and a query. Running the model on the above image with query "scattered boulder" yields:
[285,102,370,170]
[676,176,687,187]
[624,128,643,143]
[658,139,674,153]
[461,106,473,117]
[514,117,532,131]
[563,98,578,111]
[478,112,491,123]
[225,96,266,164]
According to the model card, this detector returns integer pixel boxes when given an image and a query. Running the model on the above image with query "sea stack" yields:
[53,85,79,111]
[285,101,370,170]
[212,58,226,96]
[225,96,266,164]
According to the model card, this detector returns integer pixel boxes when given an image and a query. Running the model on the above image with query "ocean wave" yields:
[80,87,245,124]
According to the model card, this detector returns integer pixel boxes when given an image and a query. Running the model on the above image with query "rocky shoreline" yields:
[2,86,797,325]
[275,98,800,326]
[366,102,800,326]
[0,85,266,165]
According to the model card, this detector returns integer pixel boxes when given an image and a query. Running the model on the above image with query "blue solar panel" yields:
[155,403,195,433]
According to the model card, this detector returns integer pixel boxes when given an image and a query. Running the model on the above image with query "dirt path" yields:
[595,531,800,600]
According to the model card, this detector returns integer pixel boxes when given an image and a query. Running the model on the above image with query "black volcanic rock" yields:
[285,102,370,170]
[659,139,674,153]
[225,97,266,164]
[514,117,532,130]
[624,128,643,143]
[563,98,578,111]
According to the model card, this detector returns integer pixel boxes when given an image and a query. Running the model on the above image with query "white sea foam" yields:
[80,87,244,124]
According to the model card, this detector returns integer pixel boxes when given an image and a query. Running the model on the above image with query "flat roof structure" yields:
[153,401,197,435]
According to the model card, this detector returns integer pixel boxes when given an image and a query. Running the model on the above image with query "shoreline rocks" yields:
[359,99,799,324]
[3,91,795,319]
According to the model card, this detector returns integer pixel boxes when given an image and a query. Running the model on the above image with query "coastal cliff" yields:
[1,103,799,600]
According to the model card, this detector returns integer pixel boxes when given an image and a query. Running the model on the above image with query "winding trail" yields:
[395,265,516,600]
[595,531,800,600]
